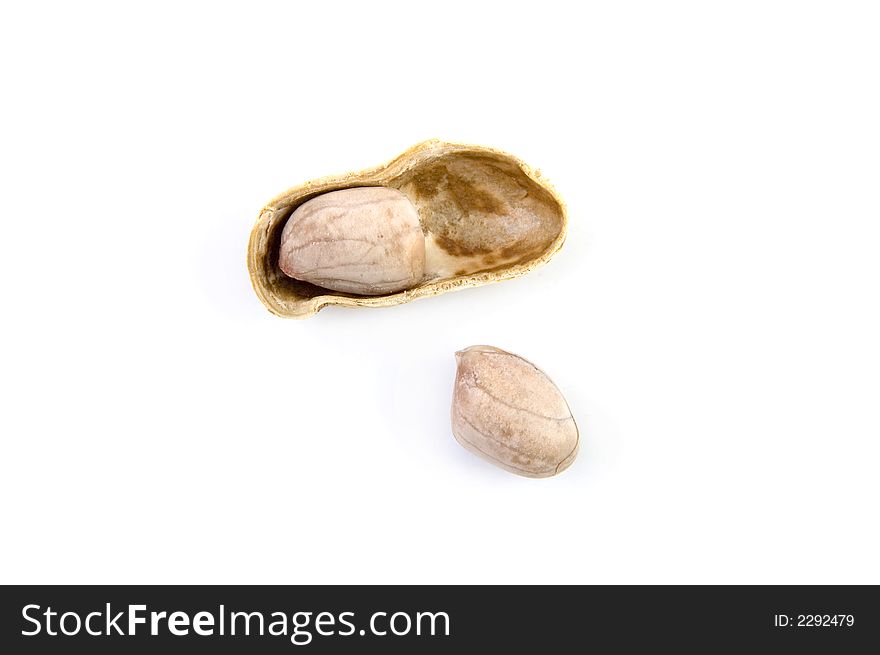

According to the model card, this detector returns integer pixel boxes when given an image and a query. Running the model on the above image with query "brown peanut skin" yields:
[451,345,579,478]
[278,187,425,295]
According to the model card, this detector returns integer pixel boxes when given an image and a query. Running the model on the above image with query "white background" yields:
[1,1,878,584]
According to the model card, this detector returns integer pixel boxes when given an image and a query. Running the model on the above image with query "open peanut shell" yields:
[247,140,567,318]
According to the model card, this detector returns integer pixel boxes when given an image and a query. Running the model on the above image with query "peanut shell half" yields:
[247,140,567,318]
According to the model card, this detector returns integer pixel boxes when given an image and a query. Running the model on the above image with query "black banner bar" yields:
[1,585,876,653]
